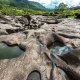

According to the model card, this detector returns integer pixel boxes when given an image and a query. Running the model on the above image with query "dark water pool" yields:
[27,71,41,80]
[50,45,73,55]
[0,43,24,59]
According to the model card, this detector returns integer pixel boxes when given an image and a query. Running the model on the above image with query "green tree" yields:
[57,3,67,10]
[54,3,68,14]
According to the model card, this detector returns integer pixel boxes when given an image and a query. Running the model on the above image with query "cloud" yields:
[59,0,80,7]
[29,0,51,5]
[29,0,58,8]
[71,0,80,6]
[29,0,80,8]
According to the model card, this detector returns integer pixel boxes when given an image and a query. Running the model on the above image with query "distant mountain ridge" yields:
[0,0,46,10]
[27,1,46,10]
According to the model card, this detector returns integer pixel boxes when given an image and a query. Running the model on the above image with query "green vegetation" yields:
[54,3,80,18]
[0,0,47,15]
[0,0,46,10]
[27,1,46,10]
[0,4,48,15]
[0,0,80,18]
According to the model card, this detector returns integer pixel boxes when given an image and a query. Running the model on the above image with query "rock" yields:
[0,15,11,23]
[23,14,32,22]
[59,48,80,66]
[75,13,80,19]
[0,15,80,80]
[51,53,80,80]
[0,29,8,35]
[16,15,44,30]
[0,23,22,35]
[45,20,61,24]
[17,16,29,27]
[6,28,23,34]
[58,32,80,39]
[52,66,69,80]
[0,35,52,80]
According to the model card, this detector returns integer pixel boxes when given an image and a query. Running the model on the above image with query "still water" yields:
[0,43,24,59]
[27,71,41,80]
[51,45,73,55]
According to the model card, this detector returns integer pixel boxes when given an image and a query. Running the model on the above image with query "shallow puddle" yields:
[0,43,24,59]
[27,71,41,80]
[50,45,73,55]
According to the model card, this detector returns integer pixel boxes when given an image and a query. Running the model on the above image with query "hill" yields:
[27,1,46,10]
[0,0,46,10]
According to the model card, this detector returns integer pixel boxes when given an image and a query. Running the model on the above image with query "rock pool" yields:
[0,43,24,59]
[51,45,73,55]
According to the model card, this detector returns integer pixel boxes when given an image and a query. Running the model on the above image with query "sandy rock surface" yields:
[0,15,80,80]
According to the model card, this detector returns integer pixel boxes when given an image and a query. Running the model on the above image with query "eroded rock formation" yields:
[0,15,80,80]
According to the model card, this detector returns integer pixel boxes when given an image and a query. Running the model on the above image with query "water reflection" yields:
[51,45,73,55]
[0,43,24,59]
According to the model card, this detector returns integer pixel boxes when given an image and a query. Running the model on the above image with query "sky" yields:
[29,0,80,9]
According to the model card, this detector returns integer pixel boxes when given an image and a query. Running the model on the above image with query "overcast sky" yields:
[29,0,80,8]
